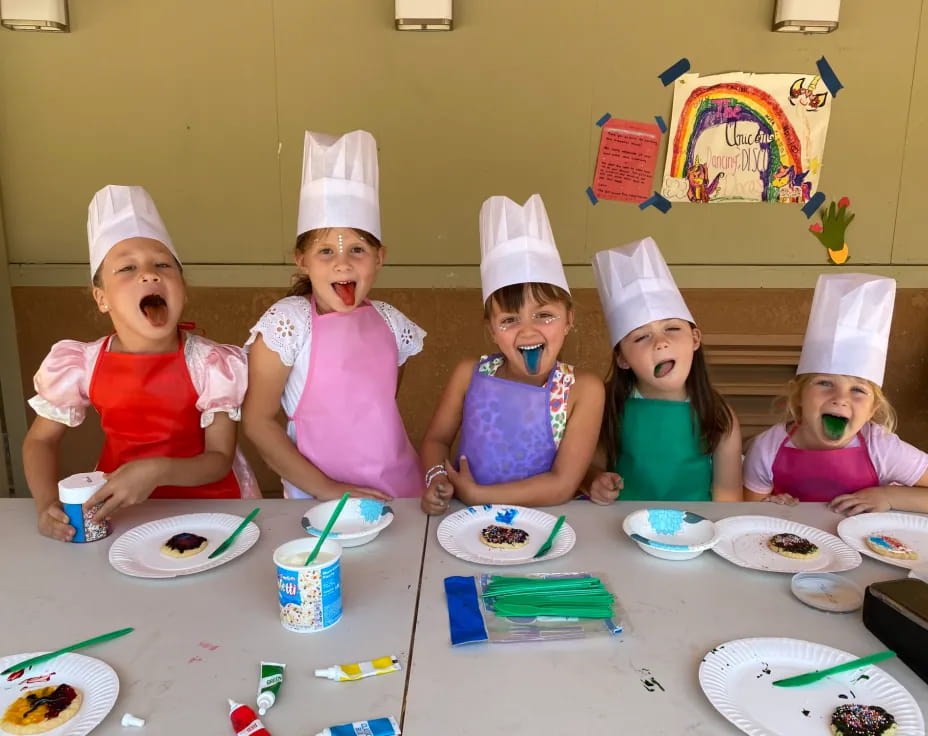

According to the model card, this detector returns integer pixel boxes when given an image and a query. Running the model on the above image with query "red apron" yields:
[89,334,240,498]
[289,298,422,498]
[771,427,880,502]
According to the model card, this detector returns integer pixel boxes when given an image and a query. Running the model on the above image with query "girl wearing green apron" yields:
[587,238,743,503]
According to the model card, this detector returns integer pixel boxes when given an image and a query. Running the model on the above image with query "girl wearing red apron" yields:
[243,130,425,500]
[24,185,258,542]
[744,274,928,514]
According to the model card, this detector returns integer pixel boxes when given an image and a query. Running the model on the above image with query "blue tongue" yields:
[521,346,543,374]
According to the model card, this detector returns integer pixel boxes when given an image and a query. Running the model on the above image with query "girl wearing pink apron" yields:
[243,129,426,500]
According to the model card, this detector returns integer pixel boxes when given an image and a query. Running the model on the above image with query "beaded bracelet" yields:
[425,464,448,489]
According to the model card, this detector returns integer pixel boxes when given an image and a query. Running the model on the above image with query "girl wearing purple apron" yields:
[744,274,928,514]
[243,130,424,500]
[420,194,604,514]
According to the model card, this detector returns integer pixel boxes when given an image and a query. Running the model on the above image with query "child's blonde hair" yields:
[783,373,897,433]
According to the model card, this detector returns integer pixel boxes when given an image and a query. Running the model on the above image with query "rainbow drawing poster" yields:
[661,72,832,204]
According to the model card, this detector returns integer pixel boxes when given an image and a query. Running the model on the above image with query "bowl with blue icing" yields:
[302,498,394,548]
[622,508,719,560]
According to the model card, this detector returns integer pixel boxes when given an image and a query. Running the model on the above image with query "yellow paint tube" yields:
[314,655,401,682]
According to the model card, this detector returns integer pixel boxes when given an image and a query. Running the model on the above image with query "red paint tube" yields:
[228,700,271,736]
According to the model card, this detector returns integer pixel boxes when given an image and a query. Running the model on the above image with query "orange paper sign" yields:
[592,119,662,203]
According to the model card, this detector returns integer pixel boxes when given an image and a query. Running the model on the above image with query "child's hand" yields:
[829,487,891,516]
[88,458,166,521]
[444,456,483,504]
[37,502,76,542]
[589,472,623,505]
[324,484,392,502]
[421,476,454,515]
[763,492,799,506]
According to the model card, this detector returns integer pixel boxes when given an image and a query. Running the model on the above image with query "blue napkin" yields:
[444,576,488,646]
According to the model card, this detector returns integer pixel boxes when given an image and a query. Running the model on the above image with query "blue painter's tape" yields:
[816,56,843,97]
[802,191,827,218]
[658,58,690,86]
[444,576,488,646]
[639,192,672,213]
[586,186,599,205]
[595,112,612,127]
[655,115,667,133]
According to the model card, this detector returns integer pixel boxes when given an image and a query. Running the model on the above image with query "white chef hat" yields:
[797,273,896,386]
[297,129,381,240]
[593,236,694,347]
[87,185,177,280]
[478,193,569,304]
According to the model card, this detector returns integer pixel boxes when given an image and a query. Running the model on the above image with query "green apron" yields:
[614,397,712,502]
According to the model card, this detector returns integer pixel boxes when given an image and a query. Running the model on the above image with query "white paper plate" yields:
[790,572,864,613]
[108,513,260,578]
[302,498,394,548]
[436,505,575,565]
[837,512,928,570]
[699,637,924,736]
[0,652,118,735]
[712,515,861,573]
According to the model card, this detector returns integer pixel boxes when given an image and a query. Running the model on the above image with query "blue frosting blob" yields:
[358,499,385,524]
[495,508,519,524]
[647,509,685,536]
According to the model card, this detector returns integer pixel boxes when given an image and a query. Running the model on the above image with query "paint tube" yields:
[314,716,400,736]
[228,700,271,736]
[314,655,401,682]
[256,661,285,715]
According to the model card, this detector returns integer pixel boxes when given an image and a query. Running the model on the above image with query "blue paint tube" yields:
[314,715,400,736]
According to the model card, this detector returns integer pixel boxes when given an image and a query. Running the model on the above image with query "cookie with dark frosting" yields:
[768,532,820,559]
[161,532,208,558]
[480,525,530,549]
[830,704,897,736]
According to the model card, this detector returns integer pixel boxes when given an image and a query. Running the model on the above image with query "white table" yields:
[403,501,928,736]
[1,498,427,734]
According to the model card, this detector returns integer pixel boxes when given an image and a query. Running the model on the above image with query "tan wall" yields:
[1,1,927,273]
[13,286,928,495]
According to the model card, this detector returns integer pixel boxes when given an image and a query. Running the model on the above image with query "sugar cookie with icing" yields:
[1,684,82,734]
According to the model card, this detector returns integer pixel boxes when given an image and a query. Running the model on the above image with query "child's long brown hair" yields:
[600,335,733,469]
[288,227,382,297]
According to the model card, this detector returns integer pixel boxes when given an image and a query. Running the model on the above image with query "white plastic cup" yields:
[274,538,343,632]
[58,472,110,543]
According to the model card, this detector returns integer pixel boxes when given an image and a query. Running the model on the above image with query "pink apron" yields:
[290,297,422,498]
[771,427,880,502]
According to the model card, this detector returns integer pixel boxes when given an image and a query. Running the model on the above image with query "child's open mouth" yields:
[653,360,675,378]
[332,281,356,307]
[822,414,849,441]
[518,344,544,374]
[139,294,168,327]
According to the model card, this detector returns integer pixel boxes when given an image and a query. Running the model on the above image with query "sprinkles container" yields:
[58,471,110,543]
[274,538,343,633]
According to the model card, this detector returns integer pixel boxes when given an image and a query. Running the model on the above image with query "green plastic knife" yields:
[1,627,134,675]
[771,650,896,687]
[533,515,566,559]
[208,507,260,559]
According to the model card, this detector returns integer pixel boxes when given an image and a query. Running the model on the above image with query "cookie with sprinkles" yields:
[768,532,820,559]
[830,704,897,736]
[865,534,918,561]
[480,525,530,549]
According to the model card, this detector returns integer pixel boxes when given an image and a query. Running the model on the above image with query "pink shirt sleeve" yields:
[863,423,928,486]
[28,338,105,427]
[742,424,788,494]
[185,335,248,428]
